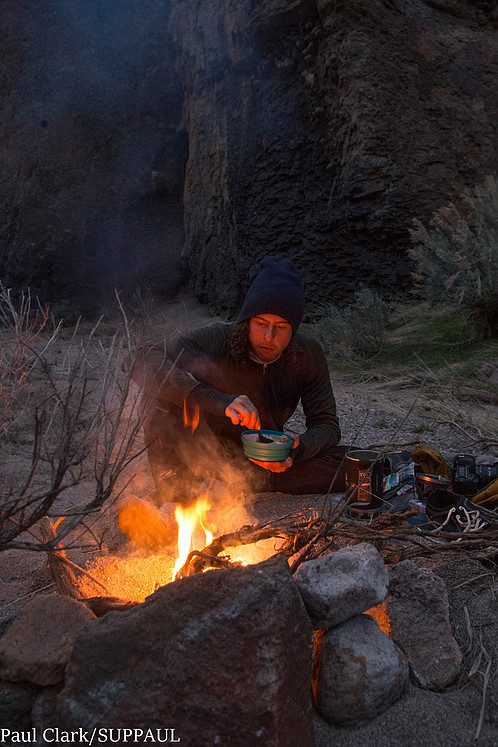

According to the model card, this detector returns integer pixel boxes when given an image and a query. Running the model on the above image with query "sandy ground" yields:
[1,297,498,745]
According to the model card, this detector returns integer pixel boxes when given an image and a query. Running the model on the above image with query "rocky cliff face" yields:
[1,0,497,316]
[170,0,498,315]
[0,0,186,316]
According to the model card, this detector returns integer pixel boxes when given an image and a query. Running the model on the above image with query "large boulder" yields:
[0,594,96,686]
[57,556,315,747]
[387,560,463,690]
[0,679,39,730]
[312,614,408,726]
[31,686,60,735]
[295,543,388,629]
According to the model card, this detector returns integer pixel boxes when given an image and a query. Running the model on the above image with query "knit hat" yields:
[237,257,304,331]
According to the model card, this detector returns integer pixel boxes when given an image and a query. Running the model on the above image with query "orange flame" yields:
[365,600,391,636]
[183,400,200,433]
[173,494,213,579]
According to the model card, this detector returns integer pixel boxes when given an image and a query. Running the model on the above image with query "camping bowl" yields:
[241,430,292,462]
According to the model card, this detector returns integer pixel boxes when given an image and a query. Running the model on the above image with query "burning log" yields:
[175,503,348,578]
[9,516,138,613]
[37,517,113,598]
[39,518,145,613]
[175,499,498,580]
[175,525,296,578]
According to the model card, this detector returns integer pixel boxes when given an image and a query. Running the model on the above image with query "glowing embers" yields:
[82,490,277,603]
[365,600,391,637]
[78,554,176,604]
[80,494,215,601]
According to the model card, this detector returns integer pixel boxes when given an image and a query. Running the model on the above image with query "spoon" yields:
[256,428,274,444]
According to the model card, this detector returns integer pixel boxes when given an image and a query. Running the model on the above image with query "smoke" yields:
[79,431,277,602]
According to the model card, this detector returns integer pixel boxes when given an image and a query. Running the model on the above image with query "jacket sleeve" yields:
[291,340,341,463]
[132,324,236,416]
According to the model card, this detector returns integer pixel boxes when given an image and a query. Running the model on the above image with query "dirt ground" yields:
[1,297,498,745]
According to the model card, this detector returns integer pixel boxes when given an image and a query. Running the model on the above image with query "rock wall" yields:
[0,0,186,316]
[170,0,498,316]
[1,0,497,316]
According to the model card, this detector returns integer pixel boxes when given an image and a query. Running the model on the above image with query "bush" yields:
[312,288,389,361]
[409,175,498,338]
[0,286,145,553]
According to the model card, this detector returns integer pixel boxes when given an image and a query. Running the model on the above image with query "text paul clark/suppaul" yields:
[0,728,181,744]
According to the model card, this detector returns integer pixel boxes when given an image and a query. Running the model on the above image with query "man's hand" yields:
[249,434,299,473]
[225,395,261,430]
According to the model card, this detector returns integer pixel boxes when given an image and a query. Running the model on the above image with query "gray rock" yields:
[387,560,462,690]
[57,556,315,747]
[0,678,39,730]
[295,543,388,628]
[32,686,60,734]
[0,594,96,686]
[313,614,408,726]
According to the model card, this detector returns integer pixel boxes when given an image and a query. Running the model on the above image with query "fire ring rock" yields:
[57,556,315,746]
[0,679,40,730]
[0,594,96,686]
[387,560,463,690]
[295,542,388,629]
[312,614,409,726]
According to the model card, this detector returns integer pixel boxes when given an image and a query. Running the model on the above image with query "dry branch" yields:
[176,505,498,579]
[0,293,151,553]
[176,525,297,578]
[38,517,111,597]
[38,517,81,598]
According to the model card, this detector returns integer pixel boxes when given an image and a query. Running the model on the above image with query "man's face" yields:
[248,314,293,363]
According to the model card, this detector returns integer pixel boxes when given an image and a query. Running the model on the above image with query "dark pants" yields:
[142,401,350,502]
[266,446,351,494]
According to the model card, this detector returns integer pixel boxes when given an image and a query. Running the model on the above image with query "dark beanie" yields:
[237,257,304,331]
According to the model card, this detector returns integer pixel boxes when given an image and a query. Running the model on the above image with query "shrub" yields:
[0,287,145,553]
[312,288,389,361]
[408,175,498,338]
[0,286,58,437]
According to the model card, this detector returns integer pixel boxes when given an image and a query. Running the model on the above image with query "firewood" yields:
[175,501,498,579]
[38,518,82,598]
[176,526,296,578]
[38,517,111,597]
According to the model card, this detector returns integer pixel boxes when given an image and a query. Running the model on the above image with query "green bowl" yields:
[241,430,292,461]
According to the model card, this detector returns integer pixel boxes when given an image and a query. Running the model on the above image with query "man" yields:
[135,257,349,502]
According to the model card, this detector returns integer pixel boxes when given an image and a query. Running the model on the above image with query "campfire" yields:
[74,474,498,611]
[61,435,498,612]
[77,489,283,603]
[7,475,498,742]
